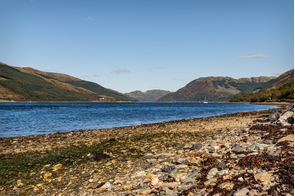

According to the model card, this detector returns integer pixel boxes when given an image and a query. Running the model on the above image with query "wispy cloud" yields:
[272,71,285,76]
[237,54,270,59]
[85,16,94,21]
[111,69,131,74]
[274,54,281,57]
[173,78,185,81]
[81,74,100,78]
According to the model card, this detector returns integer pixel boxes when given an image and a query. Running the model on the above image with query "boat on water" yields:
[203,96,208,103]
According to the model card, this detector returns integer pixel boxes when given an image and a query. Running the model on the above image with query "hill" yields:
[125,90,171,102]
[230,69,294,102]
[0,62,136,102]
[157,76,276,102]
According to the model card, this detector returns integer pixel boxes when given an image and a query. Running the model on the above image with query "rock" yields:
[191,143,203,151]
[208,146,215,153]
[279,111,294,123]
[160,182,178,189]
[117,157,124,161]
[218,182,234,190]
[254,172,272,183]
[80,171,90,178]
[162,165,174,172]
[52,163,62,171]
[267,150,279,157]
[215,161,226,169]
[186,171,200,178]
[268,111,280,121]
[234,188,249,196]
[247,144,269,150]
[44,172,52,178]
[157,154,166,159]
[144,153,154,159]
[232,147,244,153]
[277,134,294,143]
[248,189,258,196]
[204,178,217,186]
[208,168,218,176]
[132,171,146,178]
[190,159,202,166]
[151,177,159,186]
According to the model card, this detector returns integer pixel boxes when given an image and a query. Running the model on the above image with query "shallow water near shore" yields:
[0,102,277,138]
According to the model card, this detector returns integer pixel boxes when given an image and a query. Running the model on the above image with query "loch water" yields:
[0,102,277,138]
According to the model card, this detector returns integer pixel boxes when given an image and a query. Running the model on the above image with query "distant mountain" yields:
[125,90,171,102]
[157,76,276,102]
[230,69,294,102]
[0,62,136,102]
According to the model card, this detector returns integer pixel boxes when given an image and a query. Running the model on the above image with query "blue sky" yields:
[1,0,293,93]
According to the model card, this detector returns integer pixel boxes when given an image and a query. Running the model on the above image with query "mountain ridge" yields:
[157,76,276,102]
[125,90,171,102]
[0,62,136,102]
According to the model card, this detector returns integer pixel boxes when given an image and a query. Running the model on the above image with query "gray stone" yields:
[216,161,226,169]
[233,188,249,196]
[186,171,200,178]
[157,155,166,159]
[191,143,203,151]
[80,171,90,178]
[208,168,218,176]
[247,144,269,150]
[117,157,124,161]
[208,146,215,153]
[162,165,174,172]
[268,150,279,157]
[232,147,244,153]
[268,111,280,121]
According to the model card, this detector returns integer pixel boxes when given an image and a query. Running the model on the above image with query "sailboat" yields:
[203,96,208,104]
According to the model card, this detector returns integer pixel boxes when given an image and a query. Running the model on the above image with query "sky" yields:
[0,0,294,93]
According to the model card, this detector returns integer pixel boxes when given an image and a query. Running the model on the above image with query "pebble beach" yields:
[0,104,293,196]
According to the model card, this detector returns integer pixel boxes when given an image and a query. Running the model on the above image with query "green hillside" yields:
[0,63,87,101]
[66,81,137,102]
[158,76,275,102]
[230,69,294,102]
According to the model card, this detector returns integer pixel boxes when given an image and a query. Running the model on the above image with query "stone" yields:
[247,144,269,150]
[216,161,226,169]
[44,172,52,178]
[218,182,234,190]
[186,171,200,178]
[204,178,217,186]
[232,147,244,153]
[279,111,294,122]
[80,171,90,178]
[267,150,279,157]
[233,188,249,196]
[208,168,218,176]
[254,172,272,183]
[191,143,203,151]
[248,189,258,196]
[267,111,280,121]
[151,177,159,186]
[117,157,124,161]
[52,163,62,171]
[160,182,178,189]
[162,165,174,172]
[190,159,202,166]
[277,134,294,143]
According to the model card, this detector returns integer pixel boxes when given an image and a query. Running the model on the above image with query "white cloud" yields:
[237,54,270,59]
[86,16,94,21]
[111,69,131,74]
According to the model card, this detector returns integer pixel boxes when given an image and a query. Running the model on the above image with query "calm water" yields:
[0,102,277,138]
